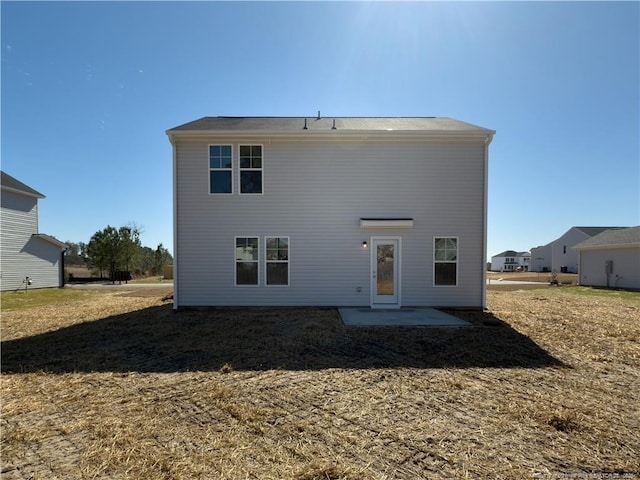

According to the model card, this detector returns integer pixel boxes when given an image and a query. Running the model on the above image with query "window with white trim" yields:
[239,145,263,194]
[434,237,457,286]
[209,145,233,194]
[266,237,289,286]
[235,237,258,285]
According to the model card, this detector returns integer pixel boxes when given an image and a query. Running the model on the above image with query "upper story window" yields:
[239,145,263,194]
[209,145,233,194]
[434,237,458,286]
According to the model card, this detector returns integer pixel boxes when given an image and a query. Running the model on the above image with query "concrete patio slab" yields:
[338,307,472,327]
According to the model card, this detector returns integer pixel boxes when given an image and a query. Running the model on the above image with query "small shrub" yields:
[219,363,234,374]
[548,413,580,432]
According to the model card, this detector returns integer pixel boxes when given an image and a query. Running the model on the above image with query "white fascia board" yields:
[167,129,494,144]
[1,185,45,199]
[32,234,67,249]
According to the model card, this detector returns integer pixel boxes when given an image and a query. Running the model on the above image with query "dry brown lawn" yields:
[1,287,639,479]
[487,270,578,284]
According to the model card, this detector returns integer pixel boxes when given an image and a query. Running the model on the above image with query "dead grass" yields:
[1,288,639,479]
[487,271,578,284]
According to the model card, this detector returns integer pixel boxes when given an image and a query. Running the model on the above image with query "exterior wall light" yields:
[362,241,368,248]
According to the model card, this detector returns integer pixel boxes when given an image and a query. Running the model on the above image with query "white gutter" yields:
[166,129,494,144]
[482,133,495,310]
[0,185,45,199]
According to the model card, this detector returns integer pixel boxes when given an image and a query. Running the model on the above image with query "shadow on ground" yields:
[1,305,565,373]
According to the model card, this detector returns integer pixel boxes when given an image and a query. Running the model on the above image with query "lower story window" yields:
[434,237,457,286]
[266,237,289,286]
[235,237,258,285]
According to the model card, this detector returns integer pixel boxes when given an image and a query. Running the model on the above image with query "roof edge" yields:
[32,234,67,249]
[1,185,46,199]
[574,242,640,250]
[166,116,495,137]
[1,171,46,199]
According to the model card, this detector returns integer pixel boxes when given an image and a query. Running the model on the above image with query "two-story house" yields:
[529,226,625,273]
[490,250,530,272]
[168,116,494,310]
[0,171,67,291]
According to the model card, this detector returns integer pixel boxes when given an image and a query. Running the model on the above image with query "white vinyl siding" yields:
[0,190,63,291]
[530,244,552,272]
[578,246,640,290]
[174,139,487,307]
[550,228,590,274]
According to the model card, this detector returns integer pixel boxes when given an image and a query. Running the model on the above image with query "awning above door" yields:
[360,218,414,229]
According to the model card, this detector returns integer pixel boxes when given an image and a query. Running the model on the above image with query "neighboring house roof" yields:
[532,227,627,251]
[574,226,624,237]
[32,234,68,249]
[492,250,519,258]
[492,250,530,258]
[1,171,45,199]
[574,226,640,250]
[531,244,551,250]
[167,116,495,138]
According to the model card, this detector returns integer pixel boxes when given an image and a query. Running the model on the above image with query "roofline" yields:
[1,184,46,199]
[166,116,495,145]
[1,171,47,198]
[574,242,640,251]
[491,251,520,257]
[166,129,495,145]
[32,234,67,249]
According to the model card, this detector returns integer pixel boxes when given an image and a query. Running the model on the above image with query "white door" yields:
[371,238,400,308]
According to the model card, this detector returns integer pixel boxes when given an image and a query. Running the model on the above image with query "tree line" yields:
[64,224,172,280]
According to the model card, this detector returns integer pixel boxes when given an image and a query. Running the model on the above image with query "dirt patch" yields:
[2,289,639,479]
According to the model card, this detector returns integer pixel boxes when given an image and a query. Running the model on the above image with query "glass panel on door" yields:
[376,243,395,296]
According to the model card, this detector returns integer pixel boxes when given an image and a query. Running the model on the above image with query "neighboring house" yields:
[490,250,530,272]
[529,243,553,273]
[529,226,625,273]
[0,171,67,291]
[574,226,640,290]
[168,116,495,309]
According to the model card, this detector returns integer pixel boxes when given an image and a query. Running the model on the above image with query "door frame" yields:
[370,236,402,309]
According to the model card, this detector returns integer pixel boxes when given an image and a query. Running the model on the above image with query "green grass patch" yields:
[1,288,93,312]
[546,286,640,302]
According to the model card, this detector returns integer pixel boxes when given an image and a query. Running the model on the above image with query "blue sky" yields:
[2,1,638,258]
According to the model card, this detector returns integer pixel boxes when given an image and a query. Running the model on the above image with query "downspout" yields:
[482,132,494,310]
[60,248,67,288]
[170,133,179,310]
